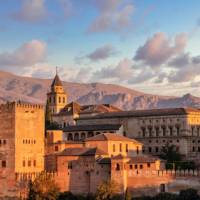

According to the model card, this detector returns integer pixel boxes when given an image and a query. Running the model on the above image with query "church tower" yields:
[47,70,67,117]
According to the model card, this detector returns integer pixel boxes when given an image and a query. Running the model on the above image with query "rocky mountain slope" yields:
[0,70,200,110]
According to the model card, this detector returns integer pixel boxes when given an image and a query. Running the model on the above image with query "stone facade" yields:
[45,132,165,194]
[76,108,200,161]
[0,102,45,197]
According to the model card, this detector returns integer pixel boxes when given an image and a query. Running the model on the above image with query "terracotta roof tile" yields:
[85,133,142,144]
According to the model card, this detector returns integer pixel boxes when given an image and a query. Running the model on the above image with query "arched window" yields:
[116,163,120,171]
[74,133,79,141]
[68,133,73,141]
[88,131,94,137]
[81,132,86,140]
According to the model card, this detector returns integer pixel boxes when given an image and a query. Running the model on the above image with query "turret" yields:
[46,70,67,117]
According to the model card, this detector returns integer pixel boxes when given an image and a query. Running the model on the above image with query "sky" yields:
[1,0,200,96]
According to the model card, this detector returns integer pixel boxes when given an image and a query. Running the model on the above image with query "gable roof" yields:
[58,147,107,156]
[85,133,142,144]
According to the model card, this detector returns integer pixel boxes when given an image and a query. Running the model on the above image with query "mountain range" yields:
[0,70,200,110]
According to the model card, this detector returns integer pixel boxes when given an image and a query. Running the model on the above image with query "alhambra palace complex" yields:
[1,73,200,198]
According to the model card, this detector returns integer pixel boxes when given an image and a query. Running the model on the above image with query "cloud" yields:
[88,0,134,33]
[12,0,48,23]
[134,32,187,66]
[0,40,46,67]
[87,44,117,61]
[92,58,134,81]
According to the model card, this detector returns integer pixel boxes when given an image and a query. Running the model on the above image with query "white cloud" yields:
[12,0,48,23]
[0,40,46,67]
[134,32,187,66]
[87,44,117,61]
[88,0,134,33]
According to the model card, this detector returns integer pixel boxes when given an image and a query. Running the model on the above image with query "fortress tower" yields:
[47,71,67,117]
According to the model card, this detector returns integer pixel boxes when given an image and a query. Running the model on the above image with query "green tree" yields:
[95,180,118,200]
[178,188,200,200]
[153,193,178,200]
[27,172,60,200]
[160,143,182,169]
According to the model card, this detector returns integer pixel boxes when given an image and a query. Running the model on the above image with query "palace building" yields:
[47,73,200,162]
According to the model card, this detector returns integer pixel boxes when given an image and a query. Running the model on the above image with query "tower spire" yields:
[56,66,58,75]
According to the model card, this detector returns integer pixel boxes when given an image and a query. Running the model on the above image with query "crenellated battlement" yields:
[0,101,44,112]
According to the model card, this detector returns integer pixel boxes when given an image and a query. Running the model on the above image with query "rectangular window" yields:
[33,160,36,167]
[140,164,143,169]
[55,146,58,151]
[148,147,152,153]
[2,160,6,168]
[28,160,31,167]
[134,164,138,169]
[136,146,139,154]
[22,160,25,167]
[147,163,151,168]
[113,144,116,152]
[126,144,128,152]
[129,164,133,169]
[119,143,122,152]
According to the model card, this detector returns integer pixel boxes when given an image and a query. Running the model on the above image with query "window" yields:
[22,160,25,167]
[198,147,200,152]
[55,146,58,151]
[126,144,128,153]
[155,147,159,153]
[160,184,166,193]
[116,163,120,171]
[63,97,65,103]
[68,162,73,169]
[3,140,6,144]
[134,164,138,169]
[136,146,139,155]
[129,165,133,169]
[119,143,122,152]
[192,126,195,136]
[169,127,173,136]
[28,160,31,167]
[33,160,36,167]
[148,127,153,137]
[140,164,143,169]
[155,127,159,137]
[59,97,61,103]
[147,163,151,168]
[141,127,146,137]
[162,126,166,137]
[2,160,6,168]
[148,147,152,153]
[74,133,79,141]
[192,146,195,152]
[113,144,116,152]
[176,126,180,136]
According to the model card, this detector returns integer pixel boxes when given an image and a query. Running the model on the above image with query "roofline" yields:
[77,107,200,120]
